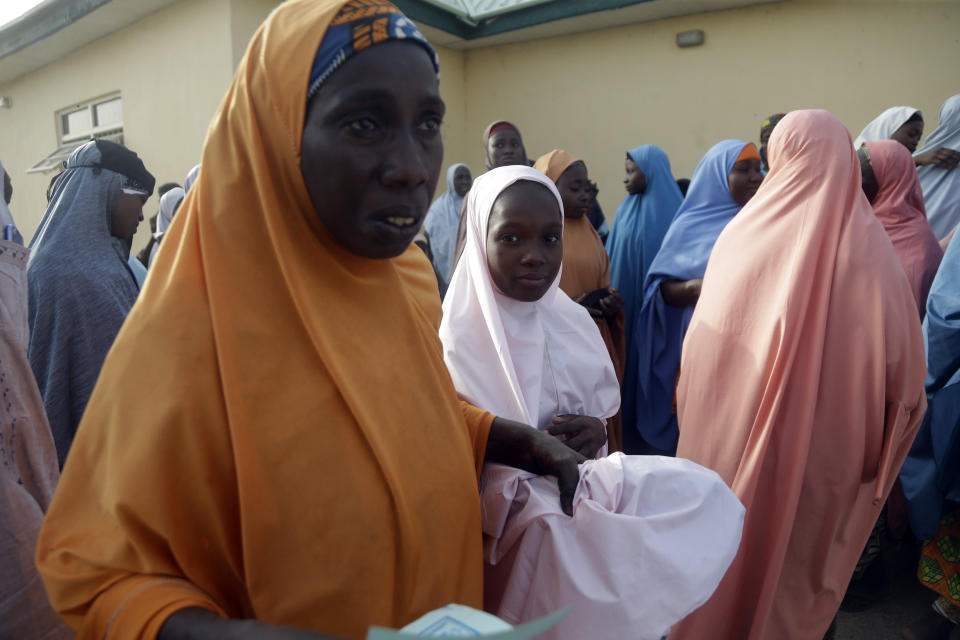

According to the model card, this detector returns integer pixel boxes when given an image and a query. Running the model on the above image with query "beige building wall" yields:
[458,0,960,219]
[435,45,468,194]
[0,0,247,249]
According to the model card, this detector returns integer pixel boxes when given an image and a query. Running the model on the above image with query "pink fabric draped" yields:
[0,239,70,639]
[669,110,927,640]
[866,139,943,316]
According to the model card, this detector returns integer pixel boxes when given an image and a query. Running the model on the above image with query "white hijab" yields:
[439,165,619,427]
[915,94,960,239]
[157,187,185,235]
[852,105,920,149]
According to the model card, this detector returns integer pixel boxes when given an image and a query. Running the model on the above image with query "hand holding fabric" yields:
[915,147,960,170]
[485,417,586,515]
[547,414,607,458]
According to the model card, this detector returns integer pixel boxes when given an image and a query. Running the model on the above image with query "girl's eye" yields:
[500,234,519,243]
[347,118,378,135]
[544,234,560,244]
[418,116,442,133]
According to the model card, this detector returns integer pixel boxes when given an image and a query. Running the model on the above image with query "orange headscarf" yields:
[533,150,611,298]
[36,1,492,638]
[533,150,624,451]
[735,142,761,163]
[669,111,926,640]
[865,139,943,316]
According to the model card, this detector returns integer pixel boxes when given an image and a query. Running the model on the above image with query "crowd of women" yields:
[2,1,960,639]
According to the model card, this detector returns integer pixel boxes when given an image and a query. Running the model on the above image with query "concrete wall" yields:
[0,0,238,249]
[229,0,279,69]
[457,0,960,218]
[435,44,469,194]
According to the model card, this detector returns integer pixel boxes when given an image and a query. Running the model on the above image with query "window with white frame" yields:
[28,93,124,174]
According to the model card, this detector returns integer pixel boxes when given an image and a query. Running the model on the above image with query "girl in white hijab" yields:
[147,186,185,267]
[439,165,745,640]
[853,105,923,150]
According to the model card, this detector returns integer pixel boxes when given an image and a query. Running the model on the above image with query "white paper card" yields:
[365,604,568,639]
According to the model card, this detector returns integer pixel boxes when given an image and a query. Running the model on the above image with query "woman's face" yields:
[556,161,591,219]
[891,118,924,153]
[301,41,444,259]
[624,157,646,195]
[727,158,764,207]
[486,181,562,302]
[111,192,145,239]
[453,166,472,197]
[487,130,525,168]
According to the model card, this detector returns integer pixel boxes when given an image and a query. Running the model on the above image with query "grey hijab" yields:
[27,141,141,465]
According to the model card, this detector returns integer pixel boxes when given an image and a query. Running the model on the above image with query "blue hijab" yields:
[607,145,683,441]
[900,232,960,538]
[423,163,468,291]
[608,145,683,341]
[630,139,750,454]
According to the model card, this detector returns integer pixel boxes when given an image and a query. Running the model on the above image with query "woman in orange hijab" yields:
[35,2,584,639]
[668,110,927,640]
[534,150,625,451]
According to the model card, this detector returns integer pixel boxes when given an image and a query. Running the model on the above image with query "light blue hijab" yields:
[630,139,751,454]
[915,94,960,239]
[901,232,960,538]
[423,163,468,291]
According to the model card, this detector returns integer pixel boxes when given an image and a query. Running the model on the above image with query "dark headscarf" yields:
[27,140,153,465]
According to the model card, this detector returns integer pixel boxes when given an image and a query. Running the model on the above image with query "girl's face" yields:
[556,161,591,219]
[891,118,924,153]
[487,130,525,168]
[727,157,764,207]
[486,181,562,302]
[624,157,646,195]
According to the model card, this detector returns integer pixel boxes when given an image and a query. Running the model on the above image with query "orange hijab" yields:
[865,139,943,316]
[36,1,491,638]
[533,150,611,296]
[670,111,926,640]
